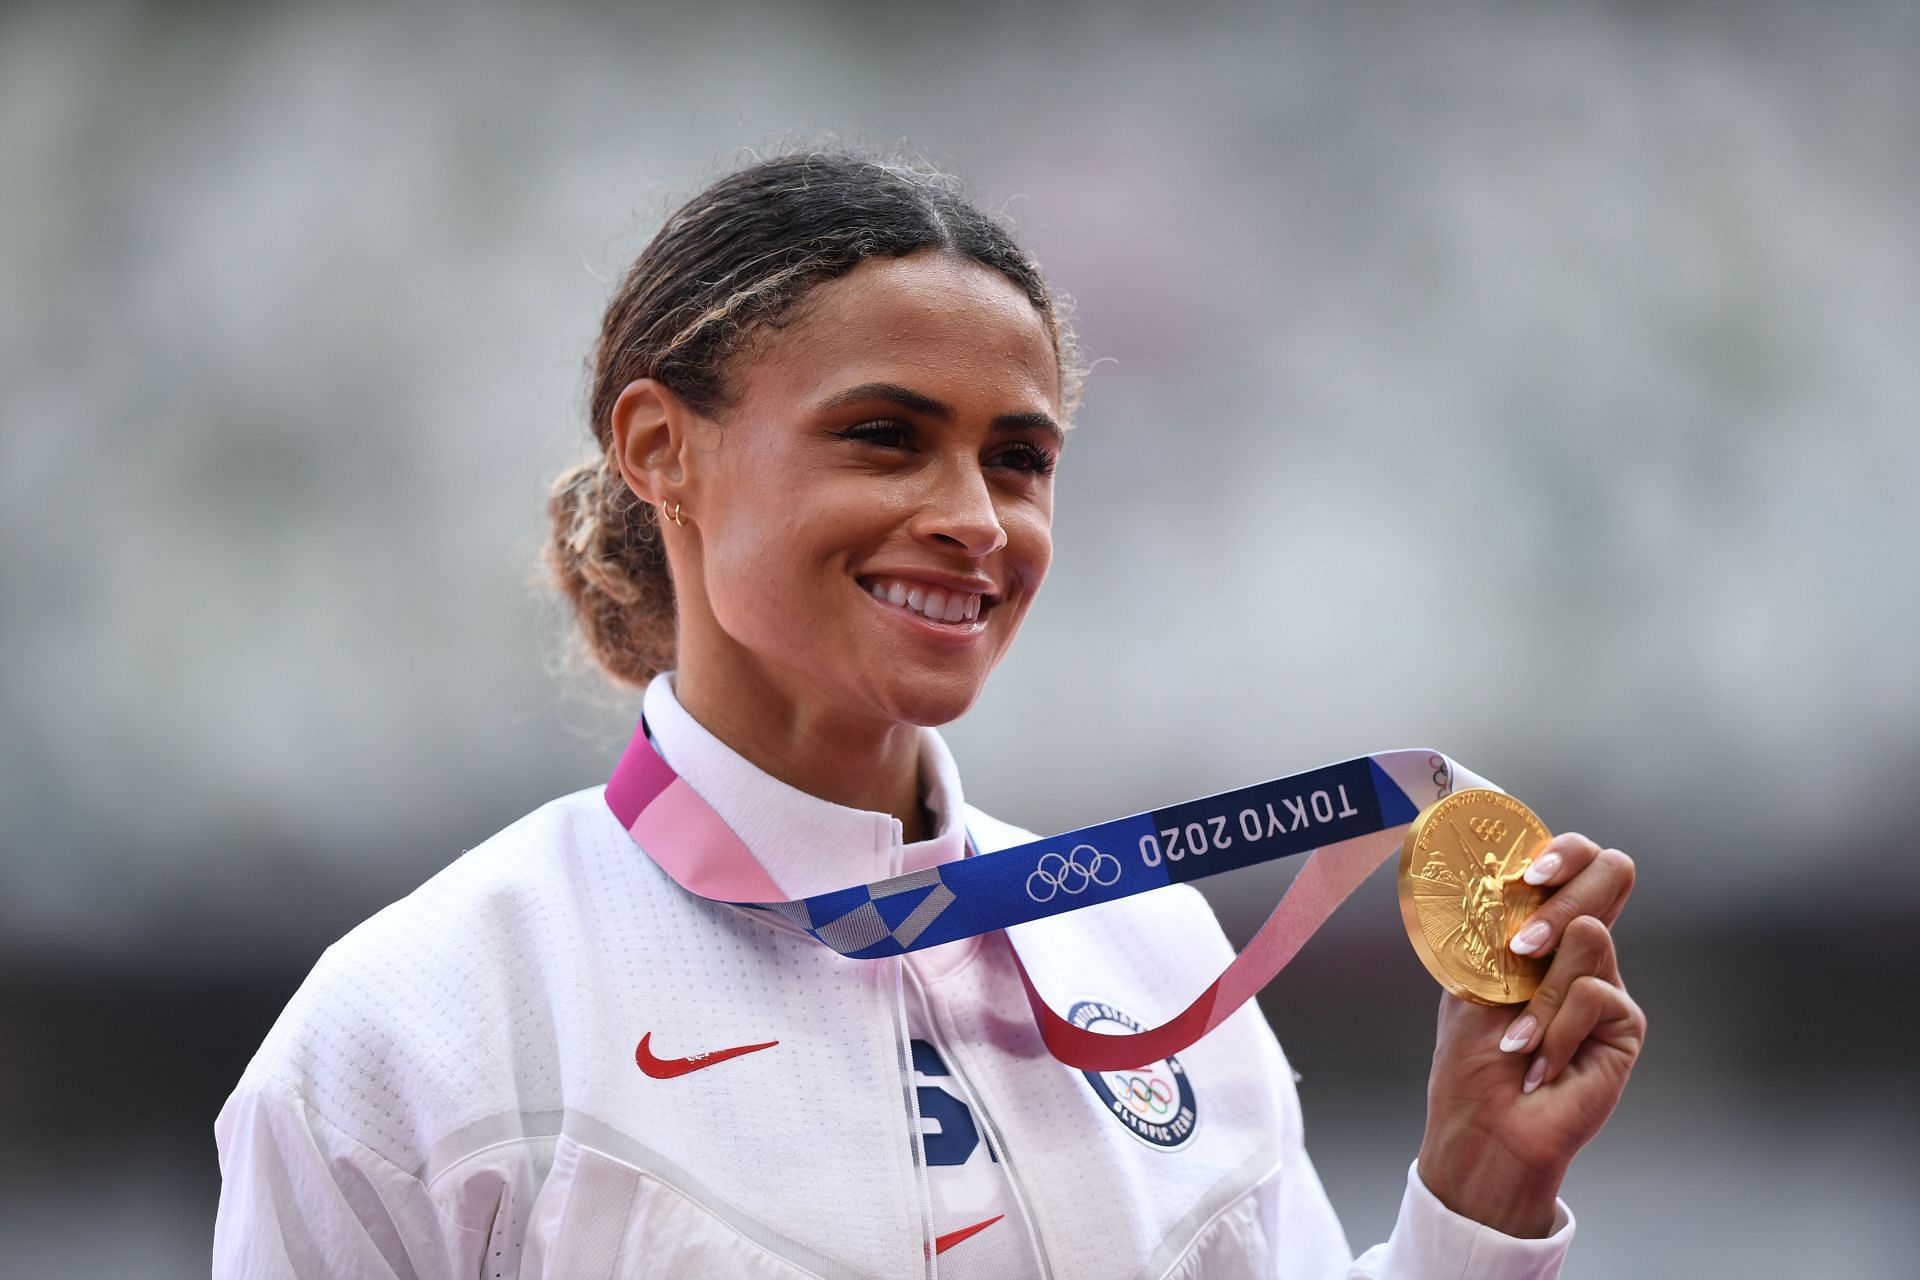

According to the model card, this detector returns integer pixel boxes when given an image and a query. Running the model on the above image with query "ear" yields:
[609,378,698,508]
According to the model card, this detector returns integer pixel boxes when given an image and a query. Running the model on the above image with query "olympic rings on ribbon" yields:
[1025,843,1123,903]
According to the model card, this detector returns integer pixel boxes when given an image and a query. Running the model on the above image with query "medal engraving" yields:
[1398,789,1551,1005]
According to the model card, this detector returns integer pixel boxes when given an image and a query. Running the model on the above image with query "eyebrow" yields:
[814,381,1065,444]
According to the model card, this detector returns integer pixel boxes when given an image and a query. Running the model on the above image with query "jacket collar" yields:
[639,672,970,900]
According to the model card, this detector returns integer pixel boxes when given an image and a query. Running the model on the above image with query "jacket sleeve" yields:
[1348,1161,1574,1279]
[213,1076,481,1279]
[1261,1138,1575,1280]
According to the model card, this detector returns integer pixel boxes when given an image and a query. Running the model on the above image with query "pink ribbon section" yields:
[631,780,788,904]
[607,726,788,903]
[1016,828,1401,1071]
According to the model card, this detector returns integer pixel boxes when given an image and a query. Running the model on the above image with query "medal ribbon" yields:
[606,723,1488,1071]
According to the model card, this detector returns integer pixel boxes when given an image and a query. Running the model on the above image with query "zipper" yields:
[881,822,939,1280]
[892,954,939,1280]
[902,962,1055,1280]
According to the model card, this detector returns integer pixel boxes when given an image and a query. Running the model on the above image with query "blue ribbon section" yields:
[1148,757,1385,883]
[766,754,1420,958]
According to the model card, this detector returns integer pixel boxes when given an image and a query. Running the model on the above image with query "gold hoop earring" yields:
[664,499,686,527]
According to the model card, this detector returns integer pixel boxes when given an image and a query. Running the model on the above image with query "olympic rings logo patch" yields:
[1067,1001,1198,1151]
[1116,1072,1176,1116]
[1025,844,1122,903]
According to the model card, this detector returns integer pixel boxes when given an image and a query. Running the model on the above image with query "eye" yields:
[992,441,1058,477]
[832,419,916,450]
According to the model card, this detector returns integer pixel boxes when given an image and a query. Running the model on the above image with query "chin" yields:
[873,671,988,728]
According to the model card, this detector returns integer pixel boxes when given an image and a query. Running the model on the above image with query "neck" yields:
[672,655,931,844]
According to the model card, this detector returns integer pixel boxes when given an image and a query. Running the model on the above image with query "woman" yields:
[214,151,1644,1278]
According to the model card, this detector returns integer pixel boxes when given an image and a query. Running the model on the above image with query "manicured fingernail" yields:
[1500,1014,1537,1054]
[1510,921,1551,955]
[1522,852,1561,885]
[1522,1055,1548,1094]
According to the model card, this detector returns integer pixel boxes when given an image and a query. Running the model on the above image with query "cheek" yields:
[697,499,805,628]
[703,481,867,625]
[1008,502,1054,585]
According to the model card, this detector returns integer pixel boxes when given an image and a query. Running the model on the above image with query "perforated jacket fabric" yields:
[214,674,1575,1278]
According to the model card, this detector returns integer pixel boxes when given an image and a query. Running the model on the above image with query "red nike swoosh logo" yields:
[933,1215,1004,1255]
[635,1031,780,1079]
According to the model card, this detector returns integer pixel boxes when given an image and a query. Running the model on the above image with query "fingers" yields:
[1525,973,1646,1093]
[1494,915,1649,1094]
[1508,833,1635,959]
[1495,915,1620,1060]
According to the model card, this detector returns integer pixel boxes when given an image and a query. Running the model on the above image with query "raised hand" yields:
[1414,833,1647,1237]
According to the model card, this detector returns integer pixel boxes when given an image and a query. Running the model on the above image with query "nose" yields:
[911,460,1008,558]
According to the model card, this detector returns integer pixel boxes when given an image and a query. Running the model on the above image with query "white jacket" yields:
[214,675,1574,1278]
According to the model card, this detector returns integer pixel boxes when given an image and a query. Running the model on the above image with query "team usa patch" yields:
[1068,1001,1198,1151]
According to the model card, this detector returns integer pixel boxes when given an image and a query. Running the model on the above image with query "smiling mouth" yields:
[858,575,991,626]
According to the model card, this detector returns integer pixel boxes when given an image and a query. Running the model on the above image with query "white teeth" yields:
[866,577,985,624]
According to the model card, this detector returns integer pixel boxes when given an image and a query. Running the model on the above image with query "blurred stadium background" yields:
[3,1,1916,1274]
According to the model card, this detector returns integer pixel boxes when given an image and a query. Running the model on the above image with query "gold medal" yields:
[1398,789,1552,1005]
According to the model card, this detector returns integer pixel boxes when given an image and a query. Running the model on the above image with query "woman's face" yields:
[680,249,1062,729]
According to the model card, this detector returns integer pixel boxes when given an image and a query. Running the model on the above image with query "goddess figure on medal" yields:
[1458,828,1532,999]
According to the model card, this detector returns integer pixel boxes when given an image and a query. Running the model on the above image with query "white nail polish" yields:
[1523,852,1562,885]
[1500,1014,1537,1054]
[1510,921,1550,955]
